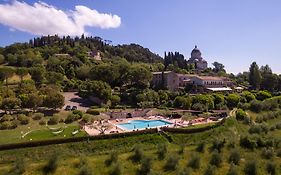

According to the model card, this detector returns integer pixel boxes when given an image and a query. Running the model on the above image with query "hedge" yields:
[161,119,225,134]
[0,128,158,151]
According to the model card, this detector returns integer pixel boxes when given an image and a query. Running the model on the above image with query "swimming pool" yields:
[117,120,172,130]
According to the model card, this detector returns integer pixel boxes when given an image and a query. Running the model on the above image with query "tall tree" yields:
[16,68,28,85]
[212,62,225,73]
[0,67,14,88]
[249,62,262,90]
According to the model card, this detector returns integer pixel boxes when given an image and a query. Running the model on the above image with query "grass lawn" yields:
[24,125,87,141]
[0,111,85,144]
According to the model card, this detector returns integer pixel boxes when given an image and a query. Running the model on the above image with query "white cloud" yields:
[0,1,121,36]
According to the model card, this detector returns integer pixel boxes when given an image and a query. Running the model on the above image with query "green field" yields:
[0,114,280,175]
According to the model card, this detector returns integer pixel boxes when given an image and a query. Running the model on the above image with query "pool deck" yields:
[83,115,222,136]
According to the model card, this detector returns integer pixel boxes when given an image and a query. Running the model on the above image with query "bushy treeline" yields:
[135,89,279,111]
[0,81,64,113]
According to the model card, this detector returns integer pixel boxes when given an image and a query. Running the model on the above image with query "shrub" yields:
[47,115,59,125]
[261,147,274,159]
[249,124,268,134]
[32,113,44,120]
[196,142,205,153]
[240,135,257,150]
[157,143,167,160]
[0,114,14,122]
[178,144,185,154]
[39,119,46,125]
[76,157,88,168]
[131,144,144,163]
[137,156,152,175]
[249,100,263,113]
[82,114,92,123]
[164,155,179,171]
[109,163,122,175]
[17,114,29,125]
[0,121,17,130]
[11,157,25,175]
[275,123,281,129]
[226,94,240,109]
[238,102,250,110]
[255,116,264,123]
[236,109,247,121]
[266,162,276,175]
[277,149,281,157]
[105,152,118,167]
[243,116,252,125]
[43,154,59,173]
[228,149,240,165]
[209,150,222,167]
[244,159,257,175]
[73,110,83,117]
[227,163,238,175]
[177,168,191,175]
[191,103,206,111]
[78,165,92,175]
[210,139,225,152]
[256,91,272,101]
[187,154,200,170]
[86,109,100,115]
[65,113,81,123]
[204,165,216,175]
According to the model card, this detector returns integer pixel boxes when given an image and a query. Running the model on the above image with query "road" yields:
[63,92,92,112]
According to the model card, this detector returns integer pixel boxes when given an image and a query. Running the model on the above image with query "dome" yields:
[191,45,201,53]
[191,45,202,59]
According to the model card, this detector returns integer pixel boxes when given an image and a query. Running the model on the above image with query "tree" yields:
[0,54,5,64]
[244,159,257,175]
[212,62,225,73]
[226,94,240,109]
[45,71,64,84]
[16,68,28,85]
[192,94,214,111]
[129,64,152,88]
[29,66,45,85]
[79,80,112,102]
[1,97,21,113]
[19,93,43,111]
[110,95,120,107]
[209,150,222,167]
[256,91,272,101]
[0,67,14,88]
[249,62,262,90]
[43,92,64,110]
[174,96,191,109]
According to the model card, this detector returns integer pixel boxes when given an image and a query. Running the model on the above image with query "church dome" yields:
[191,45,201,54]
[191,45,202,58]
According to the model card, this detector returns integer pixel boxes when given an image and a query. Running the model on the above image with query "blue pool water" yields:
[117,120,172,130]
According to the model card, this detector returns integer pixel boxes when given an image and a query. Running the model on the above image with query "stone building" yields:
[187,45,208,71]
[151,71,179,91]
[151,71,233,92]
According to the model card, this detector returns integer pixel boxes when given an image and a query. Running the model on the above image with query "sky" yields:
[0,0,281,74]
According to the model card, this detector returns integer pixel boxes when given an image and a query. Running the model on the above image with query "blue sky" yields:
[1,0,281,74]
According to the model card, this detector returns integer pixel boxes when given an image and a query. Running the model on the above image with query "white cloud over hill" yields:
[0,1,121,36]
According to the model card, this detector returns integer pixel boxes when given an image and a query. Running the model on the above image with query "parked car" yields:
[65,105,71,111]
[71,106,78,111]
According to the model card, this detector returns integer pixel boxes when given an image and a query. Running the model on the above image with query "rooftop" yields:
[195,76,224,81]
